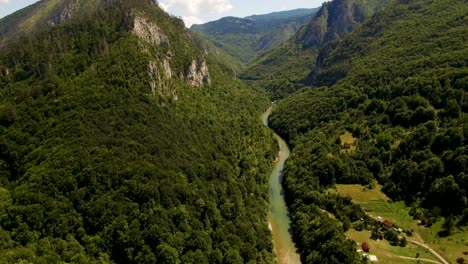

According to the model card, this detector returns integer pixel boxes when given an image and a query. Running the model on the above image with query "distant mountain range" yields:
[190,8,319,64]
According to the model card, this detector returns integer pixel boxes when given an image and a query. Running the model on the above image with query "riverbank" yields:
[262,108,301,264]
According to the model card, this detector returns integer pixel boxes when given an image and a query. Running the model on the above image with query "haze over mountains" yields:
[190,8,319,65]
[0,0,467,263]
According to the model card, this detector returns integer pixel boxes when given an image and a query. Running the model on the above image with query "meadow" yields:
[336,183,468,264]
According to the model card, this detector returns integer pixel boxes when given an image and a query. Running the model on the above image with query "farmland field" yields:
[335,183,468,264]
[346,229,438,264]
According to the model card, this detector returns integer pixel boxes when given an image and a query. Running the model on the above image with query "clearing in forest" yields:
[340,131,357,152]
[346,229,438,264]
[336,183,468,264]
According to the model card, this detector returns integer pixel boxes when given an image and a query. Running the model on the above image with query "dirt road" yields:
[410,239,449,264]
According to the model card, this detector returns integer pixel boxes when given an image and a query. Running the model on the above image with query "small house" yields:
[343,143,352,149]
[382,220,394,230]
[362,242,370,252]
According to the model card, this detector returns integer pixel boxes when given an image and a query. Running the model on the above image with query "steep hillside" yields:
[243,0,386,99]
[191,32,245,75]
[269,0,468,262]
[0,1,277,263]
[0,0,108,46]
[298,0,385,49]
[190,8,318,64]
[308,0,467,87]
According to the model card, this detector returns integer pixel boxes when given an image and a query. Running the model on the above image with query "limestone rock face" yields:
[46,0,80,26]
[186,60,211,87]
[132,14,170,47]
[133,13,209,96]
[299,0,370,49]
[162,58,172,79]
[148,60,178,100]
[148,60,161,95]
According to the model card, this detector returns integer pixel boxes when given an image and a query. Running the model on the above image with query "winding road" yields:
[410,239,449,264]
[398,255,443,264]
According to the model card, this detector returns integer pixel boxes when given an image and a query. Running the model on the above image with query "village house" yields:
[382,220,394,231]
[362,242,370,252]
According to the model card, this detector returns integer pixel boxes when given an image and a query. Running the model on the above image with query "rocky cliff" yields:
[130,12,210,100]
[242,0,387,99]
[297,0,385,49]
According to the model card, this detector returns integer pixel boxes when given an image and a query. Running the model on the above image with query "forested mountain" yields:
[2,0,467,263]
[268,0,467,262]
[190,8,319,65]
[242,0,387,100]
[0,0,278,263]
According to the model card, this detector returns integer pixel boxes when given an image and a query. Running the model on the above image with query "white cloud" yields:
[182,16,204,27]
[159,0,233,18]
[0,0,10,3]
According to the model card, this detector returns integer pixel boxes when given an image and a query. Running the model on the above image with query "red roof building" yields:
[362,242,370,252]
[383,220,394,229]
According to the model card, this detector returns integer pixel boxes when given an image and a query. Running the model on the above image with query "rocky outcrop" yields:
[47,0,80,26]
[299,6,329,49]
[186,60,211,87]
[148,60,161,95]
[162,58,172,79]
[298,0,374,49]
[148,59,178,100]
[146,51,210,99]
[133,13,209,96]
[132,14,170,47]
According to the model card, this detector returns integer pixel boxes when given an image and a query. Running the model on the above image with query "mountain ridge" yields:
[190,8,319,64]
[241,0,387,99]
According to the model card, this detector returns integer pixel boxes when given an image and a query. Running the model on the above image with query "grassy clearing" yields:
[415,221,468,263]
[340,131,357,152]
[346,229,437,264]
[336,183,420,230]
[337,183,468,264]
[336,182,389,203]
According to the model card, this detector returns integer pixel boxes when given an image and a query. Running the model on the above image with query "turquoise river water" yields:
[262,107,301,264]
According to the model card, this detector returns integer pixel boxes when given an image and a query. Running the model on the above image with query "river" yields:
[262,107,301,264]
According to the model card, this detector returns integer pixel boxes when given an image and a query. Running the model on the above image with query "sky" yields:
[0,0,328,27]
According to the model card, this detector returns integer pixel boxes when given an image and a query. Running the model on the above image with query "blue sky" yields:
[0,0,328,27]
[0,0,38,18]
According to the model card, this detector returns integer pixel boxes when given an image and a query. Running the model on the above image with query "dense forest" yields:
[0,0,278,263]
[242,0,387,100]
[1,0,467,263]
[269,0,468,262]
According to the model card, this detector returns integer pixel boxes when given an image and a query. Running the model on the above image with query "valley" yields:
[0,0,467,263]
[262,107,300,264]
